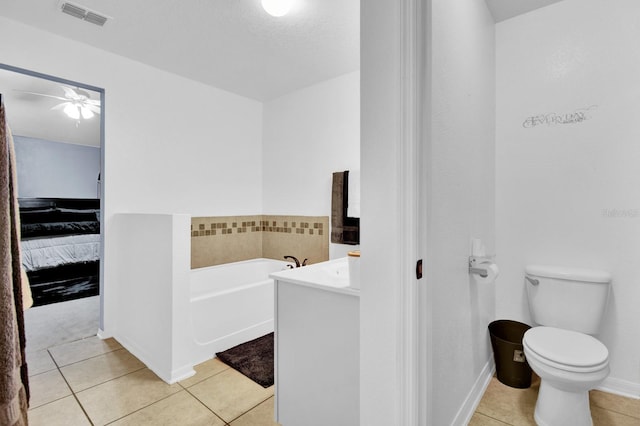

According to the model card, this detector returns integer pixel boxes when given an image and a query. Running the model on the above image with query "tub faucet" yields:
[284,255,301,268]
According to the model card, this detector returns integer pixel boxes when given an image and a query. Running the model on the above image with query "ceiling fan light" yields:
[261,0,293,17]
[63,103,80,119]
[80,106,95,119]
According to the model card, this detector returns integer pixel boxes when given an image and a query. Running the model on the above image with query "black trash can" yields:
[488,320,532,389]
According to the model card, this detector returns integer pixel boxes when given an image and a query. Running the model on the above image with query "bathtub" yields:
[112,213,292,384]
[189,258,290,366]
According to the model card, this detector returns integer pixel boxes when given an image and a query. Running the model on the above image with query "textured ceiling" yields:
[0,0,567,146]
[0,68,101,147]
[0,0,360,102]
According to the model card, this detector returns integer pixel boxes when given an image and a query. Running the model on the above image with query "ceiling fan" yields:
[17,85,101,120]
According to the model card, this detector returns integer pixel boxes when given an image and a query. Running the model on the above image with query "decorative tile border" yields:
[191,215,329,268]
[191,216,324,238]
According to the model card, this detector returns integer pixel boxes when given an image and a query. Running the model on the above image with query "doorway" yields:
[0,63,105,351]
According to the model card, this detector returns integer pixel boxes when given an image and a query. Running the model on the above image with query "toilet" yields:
[523,265,611,426]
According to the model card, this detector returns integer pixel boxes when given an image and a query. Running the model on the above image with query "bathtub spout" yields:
[284,255,301,268]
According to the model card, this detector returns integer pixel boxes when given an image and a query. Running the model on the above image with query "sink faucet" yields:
[284,255,308,268]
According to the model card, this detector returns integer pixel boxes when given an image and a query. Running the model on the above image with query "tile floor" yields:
[24,298,639,425]
[26,336,280,425]
[470,374,640,425]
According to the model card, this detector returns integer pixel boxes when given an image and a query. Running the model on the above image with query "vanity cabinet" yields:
[271,259,360,426]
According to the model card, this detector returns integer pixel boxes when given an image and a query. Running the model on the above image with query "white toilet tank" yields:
[525,265,611,335]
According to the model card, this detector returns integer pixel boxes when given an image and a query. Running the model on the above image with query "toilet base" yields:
[534,380,593,426]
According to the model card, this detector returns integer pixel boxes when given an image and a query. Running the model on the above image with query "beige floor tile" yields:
[29,369,72,409]
[26,349,57,376]
[468,412,510,426]
[28,395,91,426]
[474,376,538,426]
[179,357,230,388]
[590,389,640,420]
[109,390,225,426]
[49,336,122,367]
[592,405,640,426]
[188,368,274,423]
[474,375,640,426]
[230,396,280,426]
[60,348,145,392]
[76,368,181,425]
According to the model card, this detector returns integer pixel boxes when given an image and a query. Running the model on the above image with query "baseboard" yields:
[597,376,640,399]
[96,328,112,339]
[115,334,195,384]
[451,359,496,426]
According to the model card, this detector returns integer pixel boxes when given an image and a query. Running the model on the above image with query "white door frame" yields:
[360,0,430,424]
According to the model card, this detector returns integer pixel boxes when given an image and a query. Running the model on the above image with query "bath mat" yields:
[216,333,274,388]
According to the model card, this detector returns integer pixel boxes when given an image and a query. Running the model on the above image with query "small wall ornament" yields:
[522,105,597,128]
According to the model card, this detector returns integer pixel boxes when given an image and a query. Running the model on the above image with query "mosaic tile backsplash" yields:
[191,215,329,268]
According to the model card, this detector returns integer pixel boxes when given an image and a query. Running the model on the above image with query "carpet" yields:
[216,333,274,388]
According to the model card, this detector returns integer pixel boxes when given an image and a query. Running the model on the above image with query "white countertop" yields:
[269,257,360,297]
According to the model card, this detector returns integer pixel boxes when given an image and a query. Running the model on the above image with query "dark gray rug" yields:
[216,333,274,388]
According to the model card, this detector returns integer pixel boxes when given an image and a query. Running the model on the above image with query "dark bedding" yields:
[26,261,99,306]
[19,198,101,307]
[21,221,100,238]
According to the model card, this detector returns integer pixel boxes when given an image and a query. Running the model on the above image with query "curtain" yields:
[0,99,30,425]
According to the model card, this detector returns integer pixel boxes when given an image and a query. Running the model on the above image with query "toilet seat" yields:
[523,327,609,373]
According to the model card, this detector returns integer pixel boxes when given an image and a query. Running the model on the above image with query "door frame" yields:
[0,62,106,330]
[360,0,430,424]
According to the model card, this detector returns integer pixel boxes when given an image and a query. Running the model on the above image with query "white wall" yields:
[428,0,496,423]
[496,0,640,396]
[360,0,402,423]
[112,213,192,384]
[262,71,360,259]
[0,16,264,335]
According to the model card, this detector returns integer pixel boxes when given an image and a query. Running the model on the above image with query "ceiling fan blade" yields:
[14,90,69,102]
[85,104,101,114]
[85,99,101,106]
[61,85,81,100]
[50,102,72,111]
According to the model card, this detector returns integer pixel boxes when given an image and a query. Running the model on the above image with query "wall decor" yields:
[522,105,597,128]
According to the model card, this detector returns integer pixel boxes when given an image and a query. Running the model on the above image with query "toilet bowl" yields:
[523,265,611,426]
[523,326,609,426]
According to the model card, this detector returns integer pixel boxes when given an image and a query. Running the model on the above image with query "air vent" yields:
[84,12,108,26]
[60,2,110,26]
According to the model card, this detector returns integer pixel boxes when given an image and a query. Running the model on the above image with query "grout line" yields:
[69,365,147,394]
[592,405,640,423]
[47,348,95,426]
[472,411,512,425]
[53,345,125,369]
[177,364,230,389]
[225,395,275,425]
[102,389,183,425]
[182,386,229,425]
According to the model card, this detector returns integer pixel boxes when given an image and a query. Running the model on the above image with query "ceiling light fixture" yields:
[261,0,293,17]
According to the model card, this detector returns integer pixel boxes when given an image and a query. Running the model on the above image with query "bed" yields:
[19,198,101,307]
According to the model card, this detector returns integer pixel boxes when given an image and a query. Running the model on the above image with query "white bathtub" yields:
[112,214,293,384]
[189,258,290,366]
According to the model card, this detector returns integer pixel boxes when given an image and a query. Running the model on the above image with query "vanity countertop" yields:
[270,257,360,297]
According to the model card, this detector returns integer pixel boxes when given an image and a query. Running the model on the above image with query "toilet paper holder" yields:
[469,256,494,278]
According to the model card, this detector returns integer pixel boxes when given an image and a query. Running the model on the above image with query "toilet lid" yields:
[523,327,608,368]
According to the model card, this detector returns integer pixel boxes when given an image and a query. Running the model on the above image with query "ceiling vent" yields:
[59,1,110,26]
